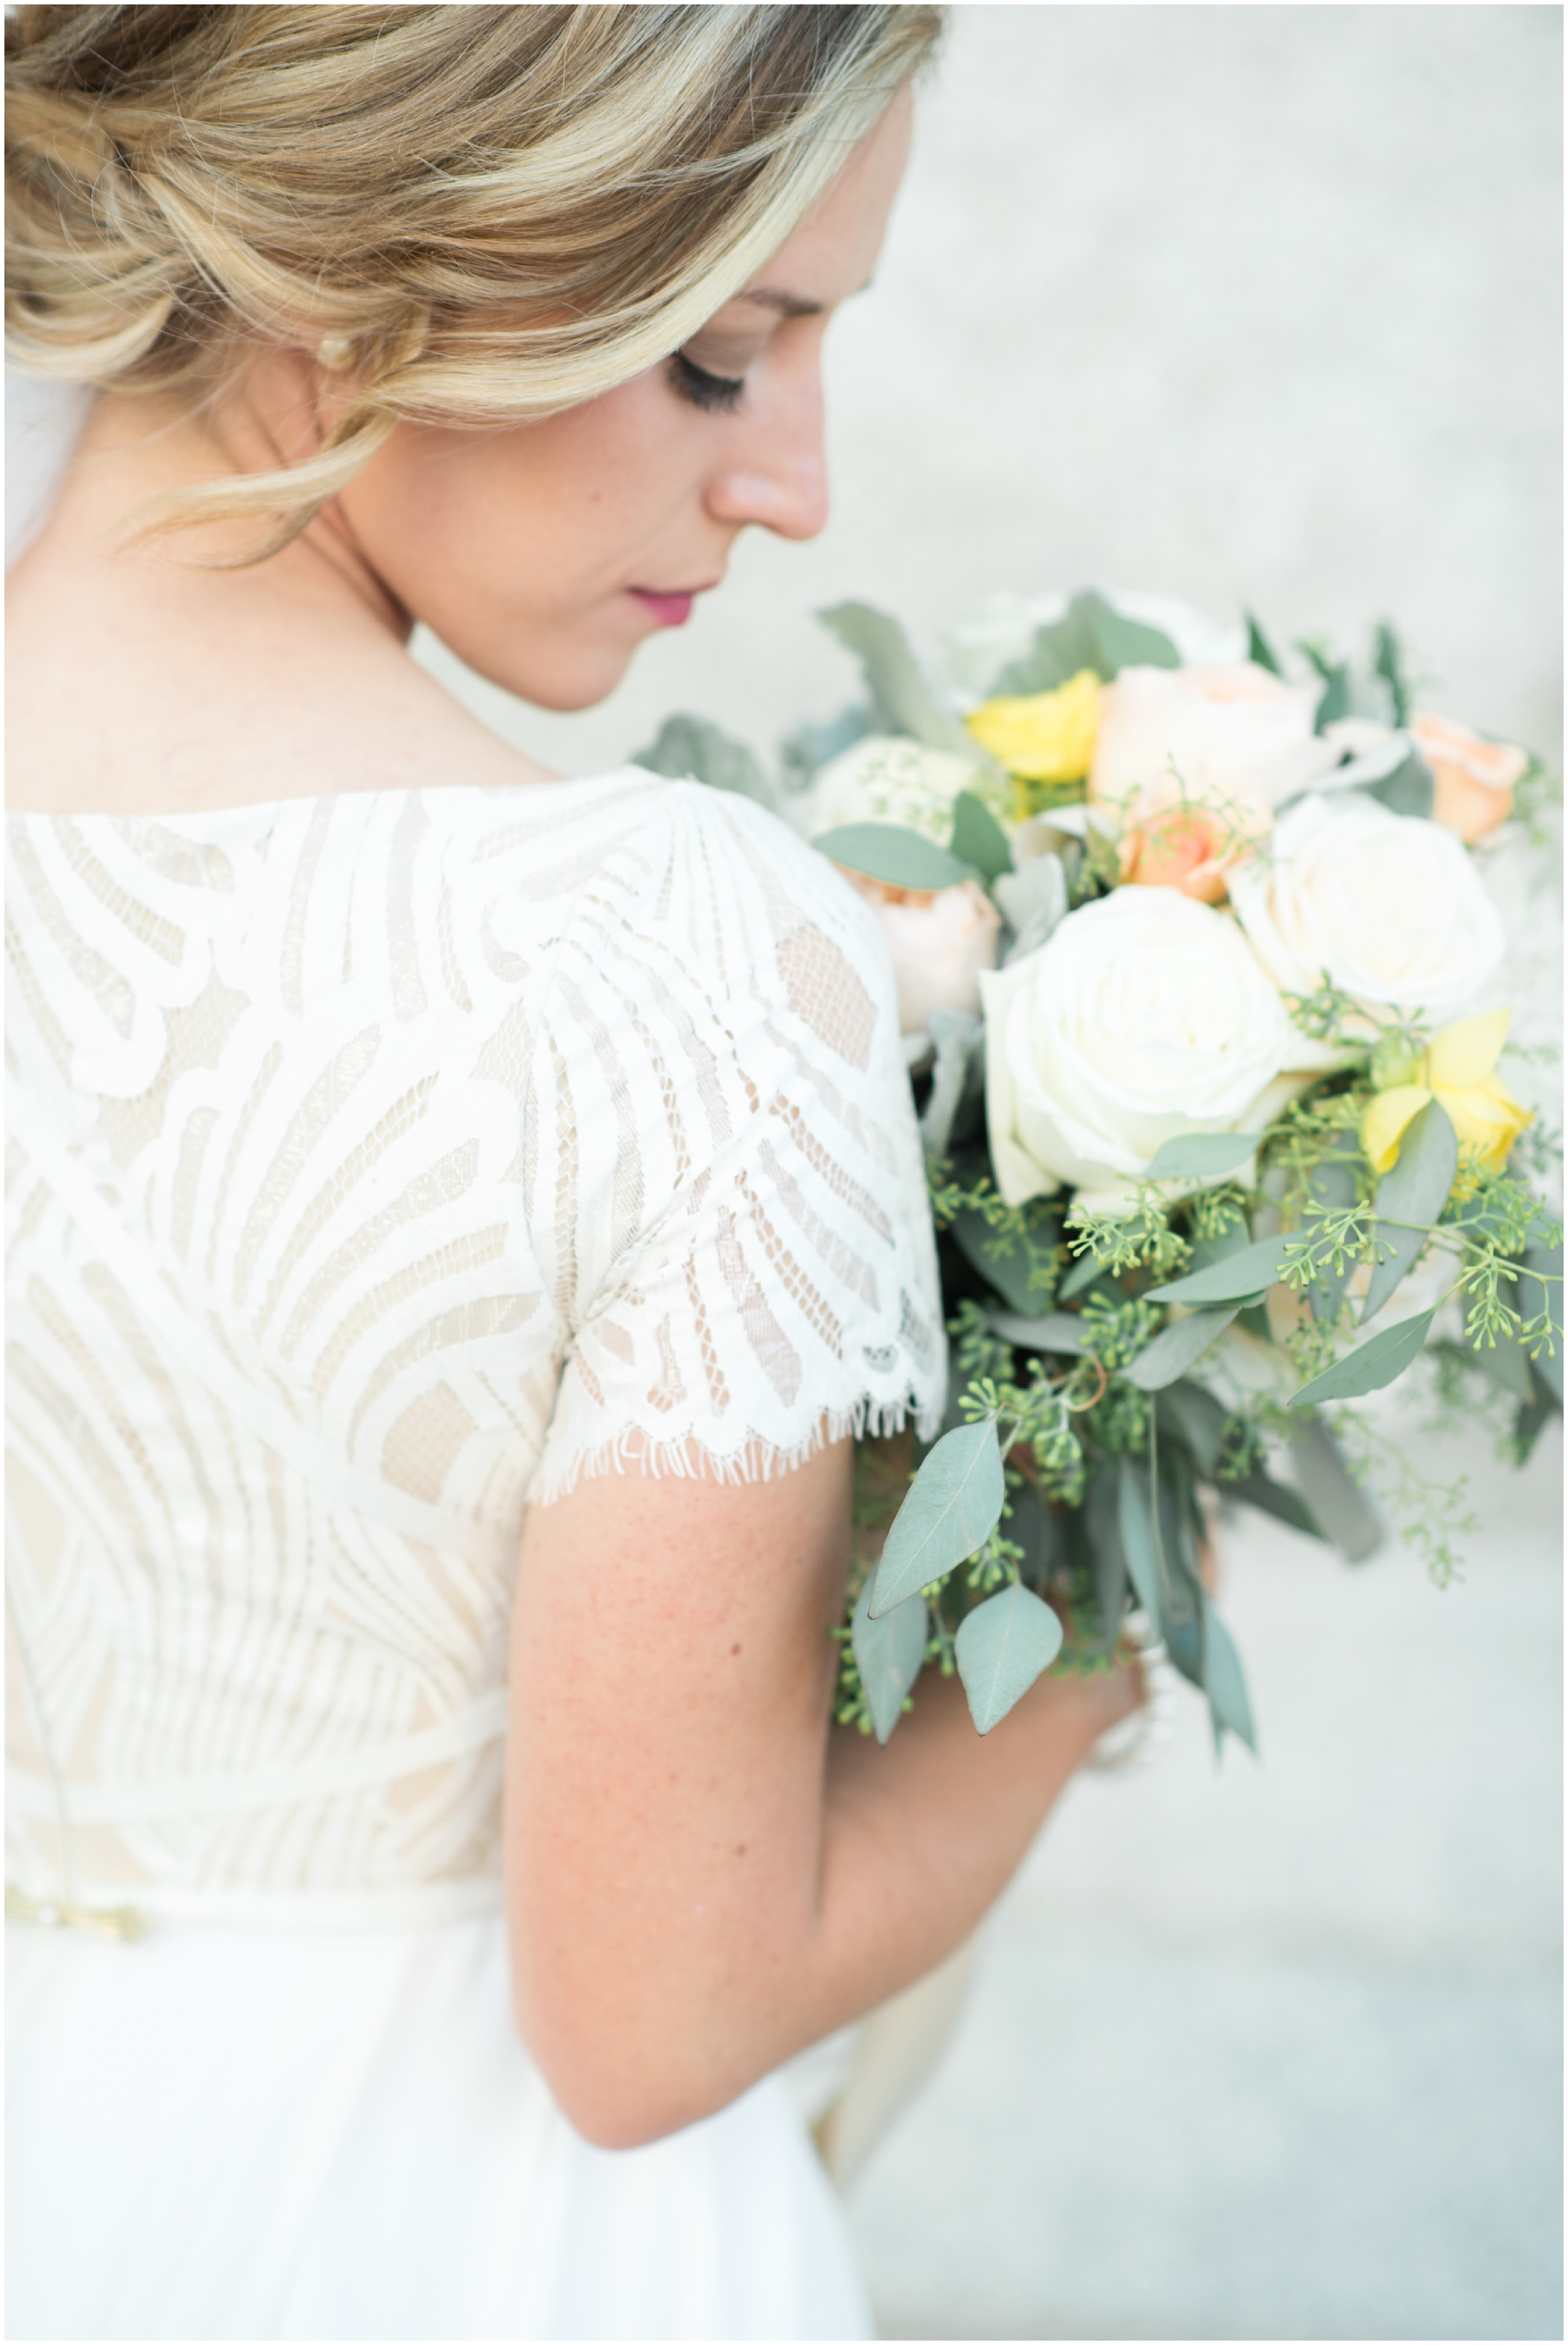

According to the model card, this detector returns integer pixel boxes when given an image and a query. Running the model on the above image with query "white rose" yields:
[838,869,1001,1035]
[806,735,987,848]
[1229,793,1505,1029]
[979,888,1298,1213]
[1090,662,1338,819]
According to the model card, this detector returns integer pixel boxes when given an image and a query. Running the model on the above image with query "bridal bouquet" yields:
[639,591,1562,1752]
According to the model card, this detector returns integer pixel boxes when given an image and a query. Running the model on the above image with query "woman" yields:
[5,8,1136,2337]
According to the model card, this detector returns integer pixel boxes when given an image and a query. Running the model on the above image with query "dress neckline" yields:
[3,765,665,827]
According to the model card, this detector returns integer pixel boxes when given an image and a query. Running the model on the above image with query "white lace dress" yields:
[5,773,946,2341]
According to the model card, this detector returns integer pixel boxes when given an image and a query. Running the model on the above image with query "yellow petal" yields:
[966,669,1101,784]
[1432,1076,1533,1174]
[1362,1084,1432,1175]
[1425,1008,1511,1090]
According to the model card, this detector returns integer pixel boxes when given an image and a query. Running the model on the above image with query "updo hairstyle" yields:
[5,3,940,546]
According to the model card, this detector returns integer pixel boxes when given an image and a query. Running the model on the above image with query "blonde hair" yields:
[6,3,940,548]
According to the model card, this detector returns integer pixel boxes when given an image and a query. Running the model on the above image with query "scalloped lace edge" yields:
[529,1391,943,1508]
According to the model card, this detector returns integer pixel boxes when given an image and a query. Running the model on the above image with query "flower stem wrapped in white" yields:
[979,888,1300,1213]
[1228,793,1505,1034]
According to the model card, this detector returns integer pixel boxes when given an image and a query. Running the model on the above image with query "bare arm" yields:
[504,1434,1132,2149]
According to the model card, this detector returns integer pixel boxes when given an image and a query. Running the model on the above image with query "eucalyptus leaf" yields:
[1007,1479,1054,1591]
[635,712,773,804]
[951,1204,1061,1317]
[1202,1596,1256,1753]
[1086,1466,1126,1646]
[1360,750,1434,819]
[1115,1456,1162,1624]
[1465,1317,1535,1402]
[1123,1306,1241,1390]
[1290,1310,1436,1407]
[850,1577,928,1745]
[1303,1132,1361,1325]
[1246,611,1283,676]
[948,792,1013,883]
[1373,620,1411,726]
[1224,1465,1325,1543]
[818,603,975,755]
[1521,1240,1563,1407]
[814,822,972,892]
[1361,1098,1457,1324]
[1143,1132,1263,1182]
[919,1009,982,1162]
[955,1581,1064,1734]
[1147,1235,1293,1306]
[1296,644,1352,732]
[1515,1371,1557,1460]
[1155,1380,1229,1476]
[1184,1219,1253,1278]
[1286,1417,1382,1559]
[988,1309,1088,1355]
[1058,1250,1110,1301]
[869,1419,1005,1616]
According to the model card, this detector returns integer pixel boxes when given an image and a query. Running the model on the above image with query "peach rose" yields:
[1089,661,1337,903]
[1114,777,1271,903]
[838,869,1001,1035]
[1410,713,1527,843]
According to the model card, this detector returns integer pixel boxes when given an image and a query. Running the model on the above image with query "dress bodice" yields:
[5,774,944,1927]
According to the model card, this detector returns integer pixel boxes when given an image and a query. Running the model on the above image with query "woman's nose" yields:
[705,371,829,543]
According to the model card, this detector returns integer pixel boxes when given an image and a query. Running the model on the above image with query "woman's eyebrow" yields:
[736,287,826,319]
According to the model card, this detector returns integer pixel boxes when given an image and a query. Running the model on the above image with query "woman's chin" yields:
[458,639,639,715]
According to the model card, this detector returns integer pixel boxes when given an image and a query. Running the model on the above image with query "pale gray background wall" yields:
[411,1,1564,788]
[5,7,1560,2340]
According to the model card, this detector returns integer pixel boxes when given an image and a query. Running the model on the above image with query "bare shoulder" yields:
[5,533,557,817]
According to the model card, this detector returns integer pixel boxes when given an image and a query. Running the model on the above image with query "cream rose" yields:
[979,888,1298,1213]
[1090,661,1338,827]
[839,870,1000,1035]
[806,734,996,847]
[1229,793,1505,1030]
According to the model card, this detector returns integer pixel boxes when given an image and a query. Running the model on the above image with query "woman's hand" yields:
[505,1437,1135,2147]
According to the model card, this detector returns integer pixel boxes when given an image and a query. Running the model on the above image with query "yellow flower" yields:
[1362,1009,1532,1176]
[966,668,1101,785]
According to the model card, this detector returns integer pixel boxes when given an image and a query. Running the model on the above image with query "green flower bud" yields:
[1370,1031,1425,1092]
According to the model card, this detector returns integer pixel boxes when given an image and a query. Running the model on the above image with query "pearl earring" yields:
[315,332,356,371]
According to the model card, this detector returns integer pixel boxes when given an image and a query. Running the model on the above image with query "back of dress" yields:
[6,773,944,1933]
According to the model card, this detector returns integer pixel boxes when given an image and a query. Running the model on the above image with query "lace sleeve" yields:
[528,787,945,1501]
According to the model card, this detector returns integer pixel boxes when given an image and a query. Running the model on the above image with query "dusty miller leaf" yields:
[634,712,773,805]
[818,603,976,755]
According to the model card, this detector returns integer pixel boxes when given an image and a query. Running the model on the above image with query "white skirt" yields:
[6,1915,872,2342]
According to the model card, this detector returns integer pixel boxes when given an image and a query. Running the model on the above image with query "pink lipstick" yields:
[628,588,696,627]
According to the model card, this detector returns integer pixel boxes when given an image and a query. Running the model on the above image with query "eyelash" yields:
[669,351,745,415]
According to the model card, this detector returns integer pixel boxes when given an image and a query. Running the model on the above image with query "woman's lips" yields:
[628,587,699,627]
